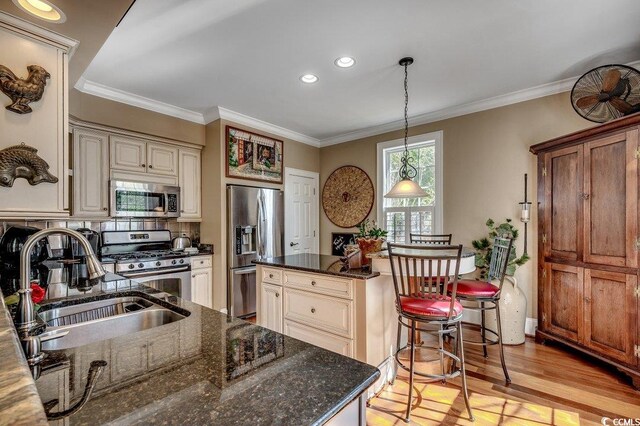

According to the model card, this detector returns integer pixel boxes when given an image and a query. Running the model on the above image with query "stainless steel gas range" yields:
[101,230,192,300]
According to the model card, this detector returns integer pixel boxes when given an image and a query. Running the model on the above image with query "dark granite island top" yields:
[253,253,380,279]
[0,277,380,425]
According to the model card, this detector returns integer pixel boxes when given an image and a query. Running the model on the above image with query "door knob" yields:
[290,242,299,247]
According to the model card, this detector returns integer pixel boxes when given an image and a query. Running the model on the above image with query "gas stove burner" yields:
[109,250,186,262]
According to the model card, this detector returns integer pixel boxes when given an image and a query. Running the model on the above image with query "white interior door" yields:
[284,168,319,255]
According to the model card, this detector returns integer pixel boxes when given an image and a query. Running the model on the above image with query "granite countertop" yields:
[253,253,380,279]
[367,246,476,259]
[0,276,380,424]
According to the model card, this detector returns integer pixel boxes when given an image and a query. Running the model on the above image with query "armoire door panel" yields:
[546,146,583,260]
[544,263,583,342]
[583,130,638,267]
[584,269,637,365]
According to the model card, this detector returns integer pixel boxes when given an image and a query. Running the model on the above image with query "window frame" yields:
[376,130,444,241]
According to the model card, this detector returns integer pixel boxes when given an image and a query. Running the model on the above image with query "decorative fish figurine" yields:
[0,143,58,187]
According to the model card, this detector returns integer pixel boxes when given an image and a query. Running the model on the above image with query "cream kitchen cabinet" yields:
[0,13,78,219]
[260,283,283,333]
[191,256,213,308]
[178,148,202,220]
[70,118,203,220]
[284,319,353,357]
[147,143,178,176]
[110,135,178,178]
[110,135,147,172]
[256,266,356,357]
[72,128,109,217]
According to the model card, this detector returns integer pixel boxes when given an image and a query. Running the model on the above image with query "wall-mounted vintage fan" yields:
[571,64,640,123]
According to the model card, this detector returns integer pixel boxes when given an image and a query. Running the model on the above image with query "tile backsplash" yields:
[0,218,200,241]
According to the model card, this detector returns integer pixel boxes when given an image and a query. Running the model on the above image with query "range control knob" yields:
[179,259,185,264]
[156,261,161,267]
[172,260,177,265]
[138,263,144,268]
[128,264,134,270]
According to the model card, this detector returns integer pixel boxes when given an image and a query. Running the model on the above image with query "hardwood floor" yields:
[366,331,640,425]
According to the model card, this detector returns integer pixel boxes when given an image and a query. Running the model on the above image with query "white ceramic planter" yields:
[485,275,527,345]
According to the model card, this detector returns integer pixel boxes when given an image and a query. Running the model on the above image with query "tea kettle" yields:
[172,234,191,250]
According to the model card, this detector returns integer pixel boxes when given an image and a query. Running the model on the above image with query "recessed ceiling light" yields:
[300,74,319,84]
[12,0,66,23]
[334,57,355,68]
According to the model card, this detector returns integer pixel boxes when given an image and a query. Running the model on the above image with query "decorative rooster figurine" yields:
[0,64,50,114]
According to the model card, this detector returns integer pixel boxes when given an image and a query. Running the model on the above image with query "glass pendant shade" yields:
[384,178,428,198]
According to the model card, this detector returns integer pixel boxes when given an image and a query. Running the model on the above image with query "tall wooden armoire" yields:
[530,114,640,388]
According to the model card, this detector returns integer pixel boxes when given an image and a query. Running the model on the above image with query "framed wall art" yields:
[226,126,284,184]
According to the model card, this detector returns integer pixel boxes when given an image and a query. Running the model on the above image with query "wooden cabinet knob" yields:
[141,164,146,168]
[269,273,274,278]
[311,308,316,314]
[275,292,279,297]
[103,208,107,211]
[311,281,316,286]
[149,165,153,169]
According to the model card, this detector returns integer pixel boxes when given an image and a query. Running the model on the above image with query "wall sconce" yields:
[519,174,532,255]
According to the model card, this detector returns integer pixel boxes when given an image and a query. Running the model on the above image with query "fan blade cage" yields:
[571,64,640,123]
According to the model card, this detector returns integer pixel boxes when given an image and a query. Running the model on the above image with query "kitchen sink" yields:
[39,295,189,350]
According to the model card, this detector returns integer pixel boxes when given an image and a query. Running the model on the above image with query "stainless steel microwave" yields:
[110,180,180,218]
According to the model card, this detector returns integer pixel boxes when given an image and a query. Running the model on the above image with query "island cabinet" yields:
[256,260,396,398]
[258,266,357,357]
[530,114,640,388]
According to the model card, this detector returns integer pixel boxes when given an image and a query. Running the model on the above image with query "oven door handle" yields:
[120,266,190,278]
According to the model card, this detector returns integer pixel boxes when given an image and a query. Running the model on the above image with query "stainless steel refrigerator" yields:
[227,185,284,318]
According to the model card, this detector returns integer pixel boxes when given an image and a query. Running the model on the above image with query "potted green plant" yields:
[355,219,387,266]
[472,218,529,279]
[471,218,530,345]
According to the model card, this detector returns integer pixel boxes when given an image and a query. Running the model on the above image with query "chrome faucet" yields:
[15,228,106,364]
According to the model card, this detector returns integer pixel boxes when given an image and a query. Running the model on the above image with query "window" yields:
[377,131,443,243]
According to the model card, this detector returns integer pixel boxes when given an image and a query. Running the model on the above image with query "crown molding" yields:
[0,11,79,56]
[75,58,640,149]
[214,106,321,147]
[74,77,206,124]
[318,59,640,147]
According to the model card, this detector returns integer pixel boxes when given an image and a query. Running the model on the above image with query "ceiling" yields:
[77,0,640,145]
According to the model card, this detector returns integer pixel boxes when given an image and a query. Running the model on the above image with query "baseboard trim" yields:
[525,317,538,337]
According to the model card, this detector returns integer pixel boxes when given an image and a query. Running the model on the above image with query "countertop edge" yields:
[252,260,380,280]
[0,290,48,425]
[314,369,380,425]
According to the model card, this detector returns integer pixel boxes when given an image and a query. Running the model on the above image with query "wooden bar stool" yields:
[388,243,474,422]
[409,233,452,245]
[447,236,513,384]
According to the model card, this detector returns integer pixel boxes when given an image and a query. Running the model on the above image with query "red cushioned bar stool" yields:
[447,236,514,384]
[388,243,474,422]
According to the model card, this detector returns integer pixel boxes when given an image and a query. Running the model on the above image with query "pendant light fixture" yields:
[384,57,428,199]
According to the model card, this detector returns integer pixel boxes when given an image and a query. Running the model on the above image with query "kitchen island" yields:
[0,274,379,425]
[253,254,397,399]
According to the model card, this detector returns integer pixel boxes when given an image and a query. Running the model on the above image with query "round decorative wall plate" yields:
[322,165,374,228]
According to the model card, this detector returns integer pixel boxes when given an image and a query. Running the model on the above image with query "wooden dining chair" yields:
[447,236,513,384]
[409,233,452,245]
[387,243,474,422]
